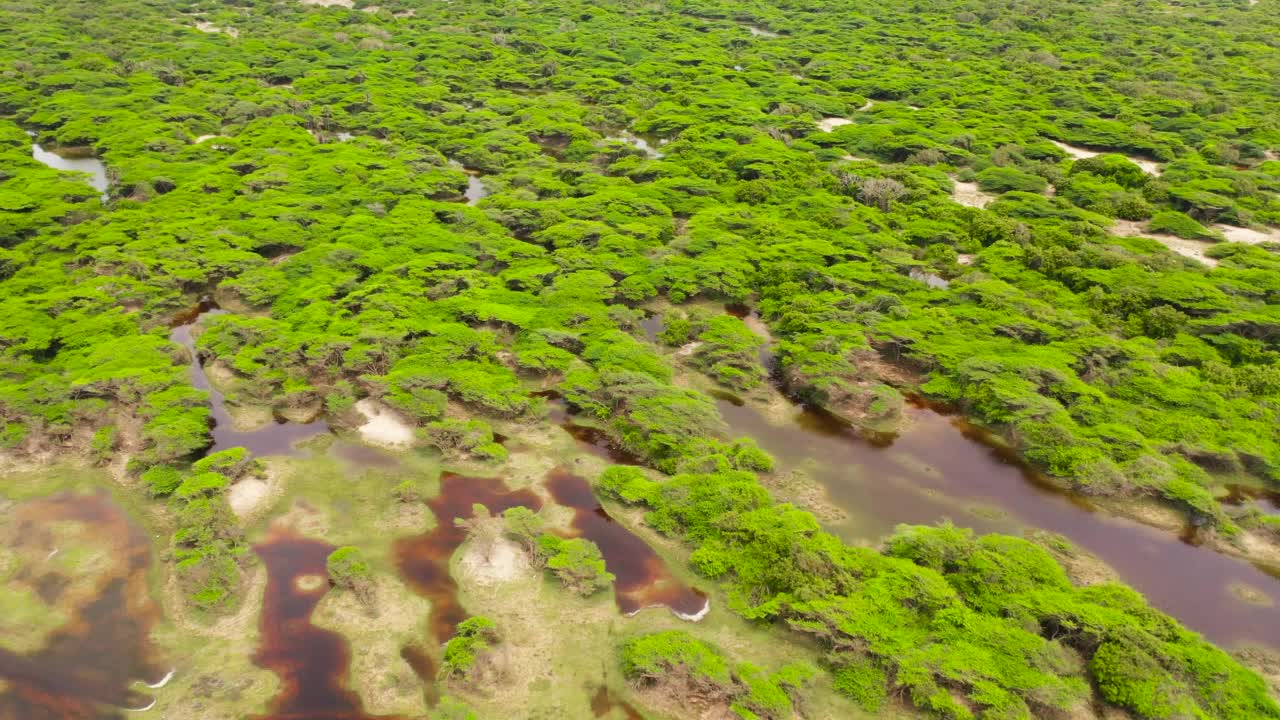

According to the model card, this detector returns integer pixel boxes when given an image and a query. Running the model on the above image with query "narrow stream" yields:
[250,527,410,720]
[393,472,542,675]
[170,302,329,456]
[30,140,109,201]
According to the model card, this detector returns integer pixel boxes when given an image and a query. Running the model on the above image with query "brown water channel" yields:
[546,468,708,620]
[251,527,409,720]
[0,491,167,719]
[170,303,329,456]
[393,473,542,674]
[717,396,1280,647]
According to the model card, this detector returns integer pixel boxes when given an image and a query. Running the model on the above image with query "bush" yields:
[440,616,499,681]
[976,166,1049,193]
[1147,211,1219,240]
[326,546,375,609]
[542,536,614,595]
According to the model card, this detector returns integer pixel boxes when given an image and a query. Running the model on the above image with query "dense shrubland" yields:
[2,0,1279,716]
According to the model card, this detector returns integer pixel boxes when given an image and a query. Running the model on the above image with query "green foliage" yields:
[541,536,615,596]
[620,630,733,685]
[1147,211,1219,241]
[440,616,499,681]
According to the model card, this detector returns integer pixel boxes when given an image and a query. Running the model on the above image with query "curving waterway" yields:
[717,395,1280,647]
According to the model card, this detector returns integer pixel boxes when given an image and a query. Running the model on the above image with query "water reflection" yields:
[31,142,109,201]
[718,397,1280,647]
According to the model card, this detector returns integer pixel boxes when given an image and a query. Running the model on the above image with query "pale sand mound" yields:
[228,477,270,518]
[952,180,994,208]
[355,398,415,448]
[674,341,704,357]
[459,538,530,586]
[1111,219,1219,267]
[816,117,852,132]
[194,21,238,37]
[1213,224,1280,245]
[1051,140,1161,175]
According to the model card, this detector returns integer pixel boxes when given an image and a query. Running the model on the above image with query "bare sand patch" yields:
[952,180,994,208]
[1110,219,1219,266]
[355,399,415,448]
[1051,140,1161,175]
[193,134,223,143]
[1213,224,1280,245]
[227,472,278,520]
[816,117,852,132]
[195,21,238,37]
[957,254,975,265]
[459,538,530,586]
[300,0,354,6]
[858,100,875,111]
[675,341,704,357]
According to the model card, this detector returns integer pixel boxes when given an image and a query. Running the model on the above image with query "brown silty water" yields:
[170,301,329,457]
[545,468,708,620]
[0,492,167,720]
[393,473,542,663]
[716,395,1280,648]
[250,526,410,720]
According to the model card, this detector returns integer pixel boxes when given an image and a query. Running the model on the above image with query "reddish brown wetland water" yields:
[716,395,1280,648]
[0,492,168,720]
[545,467,708,620]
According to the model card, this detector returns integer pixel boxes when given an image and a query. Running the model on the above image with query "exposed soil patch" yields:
[1213,223,1280,245]
[459,538,530,586]
[952,180,994,208]
[355,399,416,448]
[1050,140,1162,175]
[815,117,852,132]
[1110,219,1219,266]
[300,0,353,6]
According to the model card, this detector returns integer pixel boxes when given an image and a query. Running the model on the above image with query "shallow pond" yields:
[31,141,109,200]
[250,527,405,720]
[0,492,169,717]
[717,396,1280,647]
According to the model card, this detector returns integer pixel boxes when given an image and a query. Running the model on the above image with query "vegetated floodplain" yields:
[3,0,1280,718]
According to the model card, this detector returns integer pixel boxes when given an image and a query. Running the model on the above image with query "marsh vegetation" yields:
[3,0,1280,717]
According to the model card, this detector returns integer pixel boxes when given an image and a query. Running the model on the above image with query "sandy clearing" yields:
[459,538,530,586]
[300,0,354,6]
[195,21,238,37]
[1111,219,1219,266]
[952,180,994,208]
[1051,140,1161,175]
[355,398,415,448]
[957,254,975,266]
[1213,224,1280,245]
[858,100,875,111]
[228,476,270,518]
[816,117,852,132]
[675,341,704,357]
